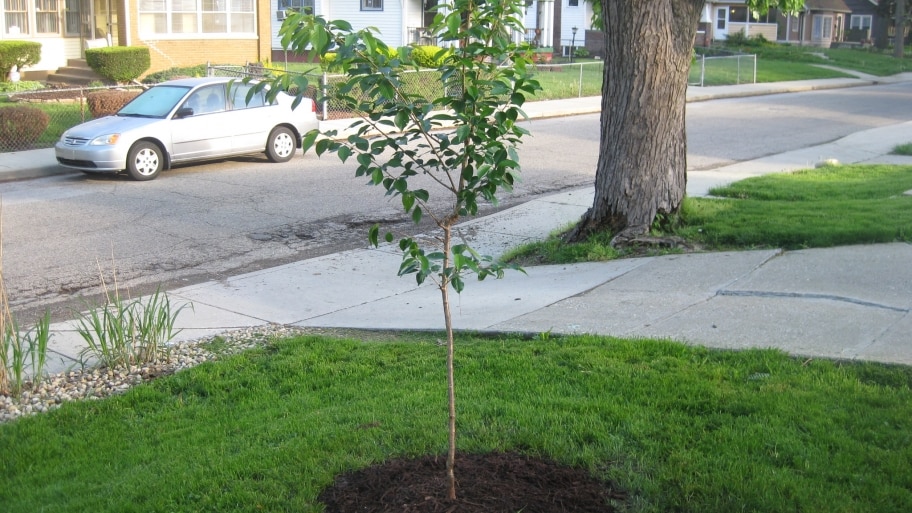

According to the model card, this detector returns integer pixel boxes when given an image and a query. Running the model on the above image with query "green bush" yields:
[0,41,41,82]
[0,105,49,151]
[0,80,43,93]
[723,30,772,48]
[410,45,450,68]
[85,46,151,83]
[141,63,208,84]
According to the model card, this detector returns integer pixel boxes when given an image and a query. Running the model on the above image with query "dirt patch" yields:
[318,451,625,513]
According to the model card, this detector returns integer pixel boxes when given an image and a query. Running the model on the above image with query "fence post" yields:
[752,54,757,84]
[322,72,328,120]
[576,63,582,97]
[737,55,742,85]
[700,54,705,87]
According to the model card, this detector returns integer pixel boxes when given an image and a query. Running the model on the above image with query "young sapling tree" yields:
[267,0,541,499]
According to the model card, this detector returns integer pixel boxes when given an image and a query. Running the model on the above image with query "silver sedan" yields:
[55,77,319,181]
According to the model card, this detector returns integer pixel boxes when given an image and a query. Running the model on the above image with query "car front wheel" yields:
[266,126,296,163]
[126,141,163,181]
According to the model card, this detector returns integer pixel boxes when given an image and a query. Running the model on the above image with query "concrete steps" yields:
[45,59,108,86]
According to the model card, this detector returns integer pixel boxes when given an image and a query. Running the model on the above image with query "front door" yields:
[716,7,728,40]
[64,0,114,55]
[170,85,235,161]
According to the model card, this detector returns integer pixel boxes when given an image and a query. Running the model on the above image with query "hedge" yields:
[0,41,41,82]
[410,45,451,68]
[85,46,151,83]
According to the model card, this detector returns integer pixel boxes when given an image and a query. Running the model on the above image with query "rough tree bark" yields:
[565,0,703,245]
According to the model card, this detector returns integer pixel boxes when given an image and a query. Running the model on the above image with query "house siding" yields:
[842,0,889,47]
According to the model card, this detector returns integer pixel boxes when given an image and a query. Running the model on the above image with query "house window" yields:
[4,0,29,34]
[172,0,198,34]
[139,0,255,35]
[279,0,313,14]
[812,14,833,40]
[361,0,382,11]
[35,0,59,33]
[850,15,872,30]
[568,0,578,6]
[729,6,777,23]
[64,0,83,35]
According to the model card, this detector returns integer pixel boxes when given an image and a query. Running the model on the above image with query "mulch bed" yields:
[318,451,626,512]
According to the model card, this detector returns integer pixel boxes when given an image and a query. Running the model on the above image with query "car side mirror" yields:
[175,107,194,118]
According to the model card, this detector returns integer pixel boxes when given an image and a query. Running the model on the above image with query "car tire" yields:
[266,126,296,163]
[126,141,163,181]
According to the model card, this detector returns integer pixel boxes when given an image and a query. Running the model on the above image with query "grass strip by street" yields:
[506,164,912,264]
[1,334,910,512]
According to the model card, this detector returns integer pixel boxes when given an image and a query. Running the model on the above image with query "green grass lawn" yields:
[508,164,912,264]
[2,335,910,512]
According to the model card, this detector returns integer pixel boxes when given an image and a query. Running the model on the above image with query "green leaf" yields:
[368,224,379,247]
[402,192,415,212]
[446,12,460,36]
[301,130,319,153]
[338,145,352,163]
[451,275,465,293]
[394,110,410,130]
[411,207,422,224]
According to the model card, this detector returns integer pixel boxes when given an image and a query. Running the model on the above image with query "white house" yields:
[269,0,593,62]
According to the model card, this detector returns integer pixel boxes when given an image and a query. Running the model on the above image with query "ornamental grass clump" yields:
[0,213,51,397]
[74,262,190,369]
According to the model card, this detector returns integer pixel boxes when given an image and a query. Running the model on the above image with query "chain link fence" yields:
[0,54,744,154]
[0,84,145,152]
[689,52,757,87]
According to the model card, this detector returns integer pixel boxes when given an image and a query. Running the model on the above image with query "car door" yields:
[169,84,235,162]
[228,81,274,153]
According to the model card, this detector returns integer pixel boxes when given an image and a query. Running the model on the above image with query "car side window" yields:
[230,82,266,110]
[200,85,226,114]
[184,91,204,115]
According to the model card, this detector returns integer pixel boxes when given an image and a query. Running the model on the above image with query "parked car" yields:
[55,77,319,181]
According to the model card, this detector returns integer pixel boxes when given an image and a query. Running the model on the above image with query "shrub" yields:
[142,64,208,84]
[86,46,151,83]
[0,105,49,151]
[0,80,43,93]
[410,45,450,68]
[0,41,41,82]
[86,89,142,117]
[723,30,772,48]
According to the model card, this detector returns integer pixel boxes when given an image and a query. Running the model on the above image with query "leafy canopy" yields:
[271,0,541,292]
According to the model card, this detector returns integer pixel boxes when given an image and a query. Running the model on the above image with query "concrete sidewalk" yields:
[4,72,912,375]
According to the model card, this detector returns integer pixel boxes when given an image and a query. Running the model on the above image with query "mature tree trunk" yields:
[565,0,703,245]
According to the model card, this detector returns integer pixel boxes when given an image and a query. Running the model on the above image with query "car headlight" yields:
[90,134,121,146]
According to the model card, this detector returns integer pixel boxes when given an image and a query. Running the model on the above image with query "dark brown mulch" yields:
[318,451,626,513]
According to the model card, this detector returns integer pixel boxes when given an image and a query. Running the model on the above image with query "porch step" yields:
[45,59,109,86]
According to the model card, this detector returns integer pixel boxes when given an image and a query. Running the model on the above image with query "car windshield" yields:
[118,85,192,118]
